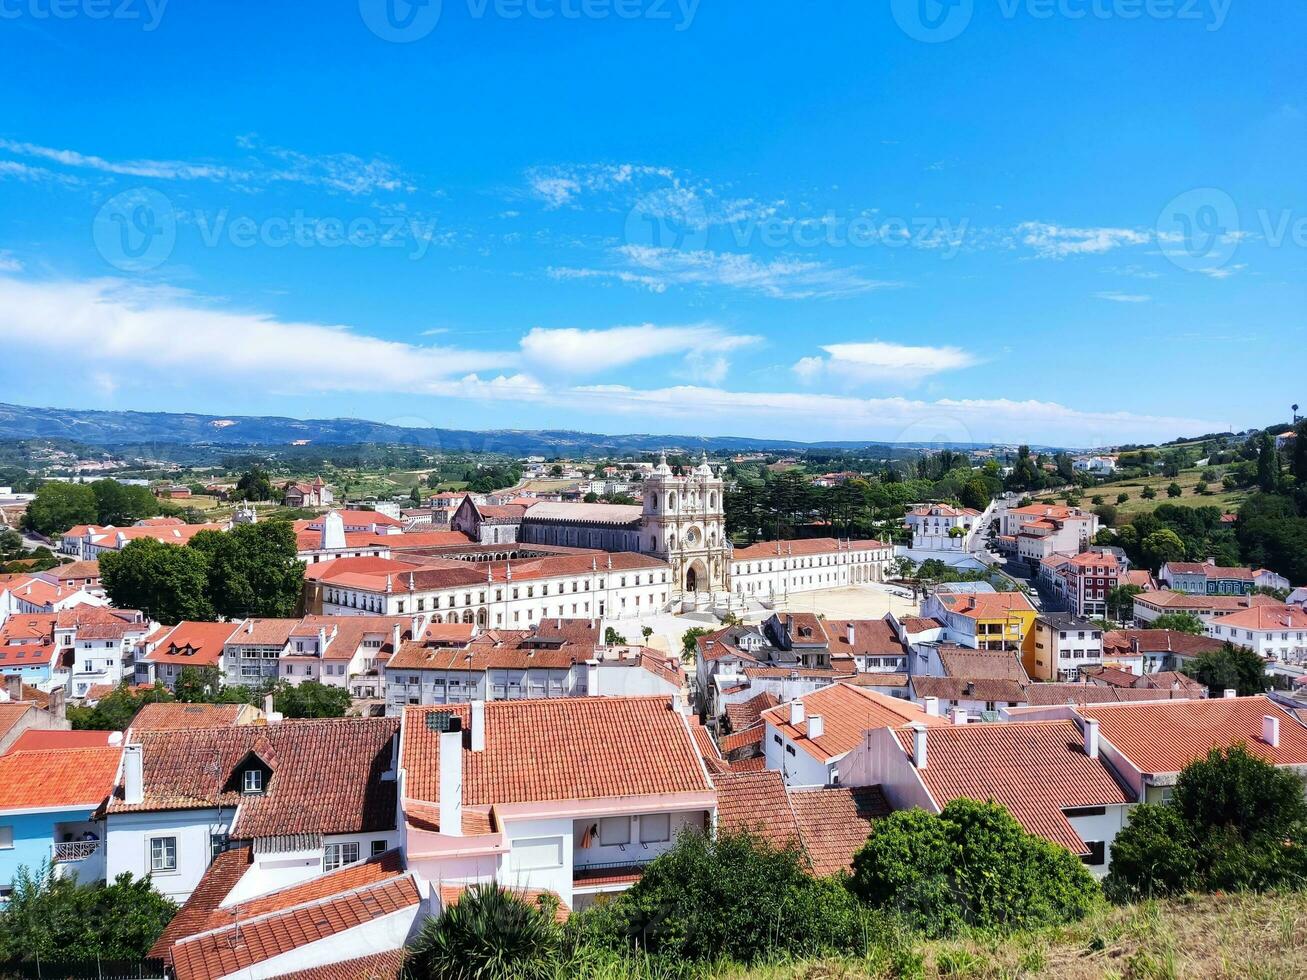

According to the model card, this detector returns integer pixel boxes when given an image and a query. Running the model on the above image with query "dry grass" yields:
[1103,468,1248,521]
[713,891,1307,979]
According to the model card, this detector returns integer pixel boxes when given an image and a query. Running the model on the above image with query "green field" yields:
[1107,468,1248,520]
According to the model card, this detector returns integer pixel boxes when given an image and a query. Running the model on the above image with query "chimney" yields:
[808,715,825,739]
[470,700,486,752]
[317,626,327,652]
[245,619,254,634]
[910,723,928,768]
[1083,717,1100,758]
[846,623,856,646]
[950,706,968,725]
[392,623,402,653]
[439,719,464,836]
[586,659,600,696]
[1224,688,1237,699]
[923,696,940,716]
[47,685,65,722]
[791,699,806,726]
[1263,714,1281,748]
[123,743,144,805]
[4,674,20,702]
[411,614,422,639]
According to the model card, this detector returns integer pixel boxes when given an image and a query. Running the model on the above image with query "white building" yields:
[1206,604,1307,663]
[904,504,983,552]
[398,696,715,911]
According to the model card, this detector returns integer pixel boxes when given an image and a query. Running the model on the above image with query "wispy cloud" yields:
[1199,263,1247,279]
[1017,221,1152,258]
[794,341,978,384]
[0,137,413,196]
[613,245,898,299]
[1095,291,1152,303]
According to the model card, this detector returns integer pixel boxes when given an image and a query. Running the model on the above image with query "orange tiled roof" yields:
[1211,603,1307,631]
[936,591,1036,620]
[275,950,406,980]
[1079,696,1307,774]
[141,621,240,667]
[761,683,947,763]
[5,729,113,751]
[789,786,889,876]
[105,718,399,841]
[731,537,887,560]
[401,697,712,807]
[724,691,780,732]
[170,873,419,980]
[712,770,801,851]
[893,720,1131,854]
[128,702,251,733]
[149,846,252,961]
[0,746,123,811]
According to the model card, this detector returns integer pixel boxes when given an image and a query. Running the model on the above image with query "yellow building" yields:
[924,591,1039,661]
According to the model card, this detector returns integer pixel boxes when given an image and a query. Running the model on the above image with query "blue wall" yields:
[0,807,94,893]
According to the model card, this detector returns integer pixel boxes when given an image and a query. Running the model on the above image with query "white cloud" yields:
[1017,221,1152,258]
[794,341,979,383]
[0,270,1229,446]
[614,245,899,299]
[1199,263,1247,279]
[546,266,669,293]
[0,251,21,273]
[1095,291,1152,303]
[0,274,512,394]
[519,323,758,376]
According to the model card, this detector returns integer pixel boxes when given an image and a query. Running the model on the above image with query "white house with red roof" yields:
[1206,603,1307,662]
[134,621,242,690]
[398,696,715,910]
[282,476,334,508]
[841,716,1132,874]
[904,503,983,552]
[0,573,106,616]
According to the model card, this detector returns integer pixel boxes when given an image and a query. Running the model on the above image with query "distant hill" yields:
[0,401,998,457]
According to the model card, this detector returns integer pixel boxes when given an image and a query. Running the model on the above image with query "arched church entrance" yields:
[685,559,708,594]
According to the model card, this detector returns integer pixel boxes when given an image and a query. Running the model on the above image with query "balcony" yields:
[51,823,106,884]
[53,839,101,863]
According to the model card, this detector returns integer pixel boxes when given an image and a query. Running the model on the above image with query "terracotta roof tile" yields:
[724,691,779,731]
[761,684,948,763]
[401,697,711,806]
[731,537,887,560]
[128,702,252,733]
[150,846,252,960]
[275,950,406,980]
[0,746,122,811]
[106,718,399,842]
[712,770,801,851]
[789,786,888,876]
[893,720,1131,853]
[1080,695,1307,774]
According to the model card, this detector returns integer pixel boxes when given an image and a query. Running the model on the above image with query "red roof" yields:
[893,720,1131,854]
[1080,696,1307,774]
[1211,603,1307,632]
[275,950,406,980]
[4,729,115,752]
[128,702,253,733]
[731,537,887,561]
[789,786,889,876]
[401,697,711,809]
[761,684,947,763]
[141,621,240,667]
[0,746,123,812]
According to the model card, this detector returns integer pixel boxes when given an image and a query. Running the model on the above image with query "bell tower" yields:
[641,452,727,595]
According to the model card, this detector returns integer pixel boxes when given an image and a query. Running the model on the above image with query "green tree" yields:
[1106,584,1143,621]
[0,864,177,962]
[1141,527,1186,569]
[1093,503,1118,528]
[90,479,158,526]
[174,666,223,703]
[100,537,214,624]
[1256,432,1280,493]
[190,521,304,619]
[1117,493,1130,504]
[959,476,991,512]
[24,482,97,536]
[1167,482,1183,498]
[406,883,559,980]
[850,799,1099,936]
[234,466,275,501]
[272,680,352,718]
[1182,642,1271,697]
[1195,481,1209,495]
[1102,804,1198,902]
[1142,486,1157,500]
[680,626,713,661]
[1149,611,1205,635]
[603,627,627,646]
[66,682,174,731]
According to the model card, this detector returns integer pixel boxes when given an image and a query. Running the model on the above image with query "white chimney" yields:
[411,614,422,639]
[791,699,806,726]
[439,722,464,836]
[950,707,968,725]
[923,696,940,717]
[470,700,486,752]
[586,659,600,696]
[1224,688,1237,699]
[808,715,825,739]
[1263,714,1281,748]
[392,623,402,653]
[263,692,282,724]
[846,623,856,646]
[910,723,928,769]
[1084,717,1100,759]
[123,743,144,805]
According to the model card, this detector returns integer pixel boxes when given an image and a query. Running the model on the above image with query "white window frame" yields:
[323,841,360,872]
[243,769,263,794]
[149,836,177,873]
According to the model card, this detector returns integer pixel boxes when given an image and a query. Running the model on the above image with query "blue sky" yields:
[0,0,1302,447]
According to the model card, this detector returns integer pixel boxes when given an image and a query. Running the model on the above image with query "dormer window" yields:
[243,769,264,794]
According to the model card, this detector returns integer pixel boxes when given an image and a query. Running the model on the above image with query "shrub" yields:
[570,830,875,964]
[1102,804,1198,902]
[405,883,560,980]
[851,800,1099,936]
